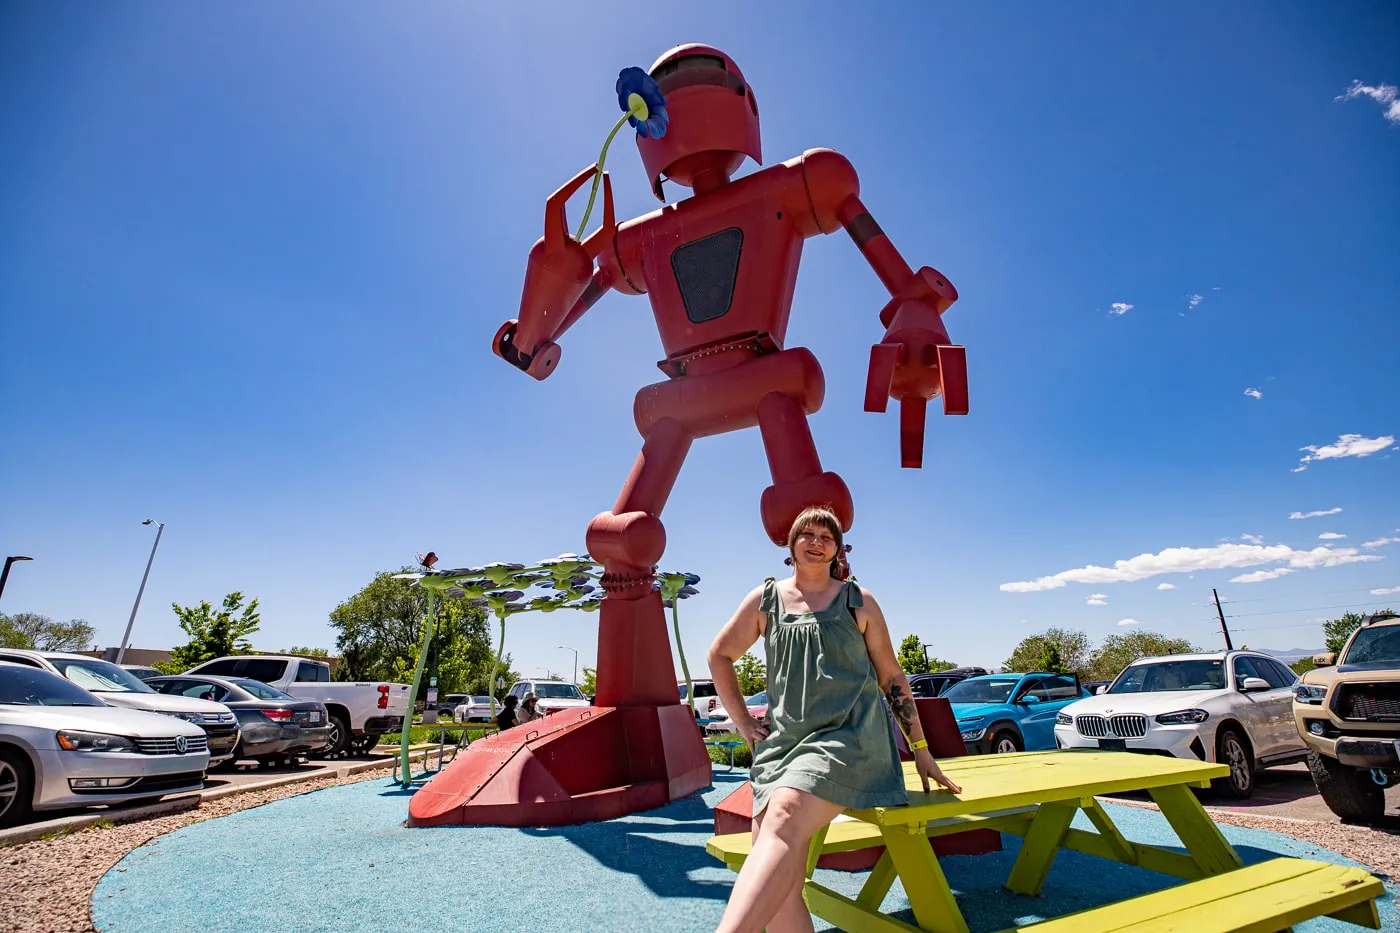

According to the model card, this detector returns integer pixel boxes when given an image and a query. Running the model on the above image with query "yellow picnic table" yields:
[707,749,1385,933]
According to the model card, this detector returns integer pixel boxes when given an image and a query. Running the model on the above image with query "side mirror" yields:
[1095,685,1108,695]
[1239,677,1271,692]
[1019,694,1042,705]
[1313,653,1336,668]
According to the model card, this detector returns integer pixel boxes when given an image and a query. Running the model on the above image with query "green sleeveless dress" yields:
[749,577,909,815]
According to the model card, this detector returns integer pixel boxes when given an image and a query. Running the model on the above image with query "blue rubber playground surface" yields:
[92,766,1396,933]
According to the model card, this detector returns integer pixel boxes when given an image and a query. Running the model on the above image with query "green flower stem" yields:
[670,598,694,720]
[575,112,633,241]
[399,592,439,787]
[488,608,508,719]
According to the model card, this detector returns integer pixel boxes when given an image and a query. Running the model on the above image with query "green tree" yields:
[328,570,514,700]
[734,652,767,695]
[1323,612,1366,656]
[1290,657,1316,676]
[1003,628,1092,677]
[896,634,930,674]
[0,612,96,652]
[281,645,329,657]
[1038,642,1069,675]
[580,666,597,697]
[163,593,260,673]
[1087,631,1198,682]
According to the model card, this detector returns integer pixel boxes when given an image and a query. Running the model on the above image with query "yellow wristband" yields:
[910,739,928,751]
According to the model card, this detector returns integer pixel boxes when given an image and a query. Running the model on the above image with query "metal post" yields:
[117,521,164,664]
[0,556,33,605]
[1213,588,1234,650]
[558,645,579,684]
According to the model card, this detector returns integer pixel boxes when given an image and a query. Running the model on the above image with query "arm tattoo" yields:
[886,683,918,742]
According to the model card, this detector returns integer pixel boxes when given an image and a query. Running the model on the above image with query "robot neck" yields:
[688,166,732,194]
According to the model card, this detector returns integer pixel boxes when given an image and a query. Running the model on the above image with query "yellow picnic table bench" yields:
[706,750,1385,933]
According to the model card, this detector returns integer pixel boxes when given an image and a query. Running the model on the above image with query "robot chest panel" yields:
[642,202,801,353]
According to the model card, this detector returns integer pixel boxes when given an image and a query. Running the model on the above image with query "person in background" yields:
[519,692,543,724]
[496,694,519,730]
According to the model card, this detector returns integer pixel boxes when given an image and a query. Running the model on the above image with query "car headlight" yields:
[56,730,137,752]
[957,719,986,741]
[1055,712,1072,726]
[1154,709,1209,725]
[1294,684,1326,705]
[165,711,205,723]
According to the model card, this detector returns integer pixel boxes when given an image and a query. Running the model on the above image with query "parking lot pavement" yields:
[199,750,395,791]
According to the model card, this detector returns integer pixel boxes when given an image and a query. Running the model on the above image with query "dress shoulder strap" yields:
[844,579,864,611]
[759,577,778,615]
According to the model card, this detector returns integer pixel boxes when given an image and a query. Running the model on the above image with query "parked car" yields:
[183,655,409,757]
[437,693,470,718]
[145,675,333,768]
[0,662,210,828]
[1293,611,1400,823]
[452,696,496,723]
[680,679,724,719]
[944,672,1090,754]
[909,667,989,699]
[119,665,162,681]
[0,650,239,768]
[705,692,770,735]
[505,680,590,716]
[1054,650,1306,798]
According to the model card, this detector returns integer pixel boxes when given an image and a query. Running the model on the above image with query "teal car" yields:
[943,672,1090,754]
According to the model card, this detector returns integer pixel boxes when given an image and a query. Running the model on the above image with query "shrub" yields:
[706,732,753,768]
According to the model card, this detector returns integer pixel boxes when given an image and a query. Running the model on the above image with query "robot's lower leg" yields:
[757,391,853,545]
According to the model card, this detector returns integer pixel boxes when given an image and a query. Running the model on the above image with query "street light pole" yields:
[558,644,579,685]
[0,556,33,605]
[117,520,164,664]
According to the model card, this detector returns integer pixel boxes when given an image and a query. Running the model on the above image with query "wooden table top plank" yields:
[850,752,1228,826]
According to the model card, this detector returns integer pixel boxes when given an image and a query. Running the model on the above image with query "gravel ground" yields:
[2,766,1395,933]
[0,764,399,933]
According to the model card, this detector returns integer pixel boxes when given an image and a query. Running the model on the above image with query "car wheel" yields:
[0,748,34,830]
[991,730,1022,755]
[351,734,379,755]
[1307,750,1385,824]
[1214,728,1254,798]
[316,715,351,759]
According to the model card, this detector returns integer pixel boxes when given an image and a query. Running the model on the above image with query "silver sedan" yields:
[0,664,210,827]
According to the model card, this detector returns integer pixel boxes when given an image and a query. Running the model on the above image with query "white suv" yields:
[505,680,590,716]
[1053,650,1307,797]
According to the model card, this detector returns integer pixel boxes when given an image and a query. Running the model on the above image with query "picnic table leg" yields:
[856,850,897,909]
[881,827,970,933]
[1079,797,1137,866]
[1005,801,1079,896]
[1147,784,1243,876]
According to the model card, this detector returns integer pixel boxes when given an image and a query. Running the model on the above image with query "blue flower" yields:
[616,66,668,139]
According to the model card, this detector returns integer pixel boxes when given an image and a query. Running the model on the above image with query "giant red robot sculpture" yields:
[407,44,967,828]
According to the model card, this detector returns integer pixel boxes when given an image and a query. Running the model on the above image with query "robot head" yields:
[638,44,762,201]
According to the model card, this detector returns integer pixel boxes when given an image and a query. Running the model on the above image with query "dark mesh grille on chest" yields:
[670,227,743,324]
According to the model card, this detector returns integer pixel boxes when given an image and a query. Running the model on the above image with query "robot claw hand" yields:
[493,320,561,381]
[863,294,968,469]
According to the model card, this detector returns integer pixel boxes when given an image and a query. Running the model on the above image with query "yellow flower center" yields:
[627,92,649,122]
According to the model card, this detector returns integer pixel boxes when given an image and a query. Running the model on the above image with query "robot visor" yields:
[652,55,746,96]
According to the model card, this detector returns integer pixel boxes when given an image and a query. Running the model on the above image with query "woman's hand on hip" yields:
[735,714,769,750]
[914,748,961,794]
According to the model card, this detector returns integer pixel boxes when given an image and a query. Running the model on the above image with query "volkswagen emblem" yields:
[174,734,188,754]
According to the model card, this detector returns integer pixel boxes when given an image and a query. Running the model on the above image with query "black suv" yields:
[909,667,989,698]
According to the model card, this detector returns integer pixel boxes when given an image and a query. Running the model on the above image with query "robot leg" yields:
[757,391,854,545]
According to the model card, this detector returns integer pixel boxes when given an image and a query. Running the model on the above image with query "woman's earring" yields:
[783,556,793,566]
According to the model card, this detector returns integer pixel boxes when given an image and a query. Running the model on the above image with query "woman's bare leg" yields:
[715,787,845,933]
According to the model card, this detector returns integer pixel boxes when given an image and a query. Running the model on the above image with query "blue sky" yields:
[2,3,1397,682]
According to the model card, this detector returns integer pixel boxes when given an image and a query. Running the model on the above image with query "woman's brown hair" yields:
[786,506,846,578]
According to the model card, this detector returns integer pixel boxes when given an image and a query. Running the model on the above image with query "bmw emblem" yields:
[175,734,188,754]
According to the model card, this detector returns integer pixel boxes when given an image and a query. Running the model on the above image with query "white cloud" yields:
[1241,534,1264,545]
[1188,294,1204,310]
[1294,434,1395,472]
[1109,302,1133,316]
[999,541,1382,592]
[1319,532,1346,540]
[1290,508,1342,520]
[1230,568,1297,583]
[1372,585,1400,595]
[1364,536,1400,549]
[1244,387,1262,400]
[1335,79,1400,125]
[1117,618,1141,626]
[1087,593,1108,605]
[1157,583,1176,591]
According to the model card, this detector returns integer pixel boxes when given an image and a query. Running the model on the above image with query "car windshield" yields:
[747,692,766,706]
[1342,626,1400,665]
[229,678,295,700]
[535,683,583,699]
[0,666,106,706]
[1109,659,1224,693]
[943,678,1019,703]
[49,657,156,693]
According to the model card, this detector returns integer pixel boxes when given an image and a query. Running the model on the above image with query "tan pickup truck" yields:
[1292,611,1399,824]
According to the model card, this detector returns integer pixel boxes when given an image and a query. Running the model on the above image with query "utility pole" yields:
[117,520,164,664]
[0,556,33,605]
[1213,588,1234,650]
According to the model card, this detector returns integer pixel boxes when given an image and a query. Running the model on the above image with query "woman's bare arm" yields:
[707,585,767,745]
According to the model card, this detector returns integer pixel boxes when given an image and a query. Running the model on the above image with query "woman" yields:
[518,692,543,724]
[708,506,962,933]
[495,694,519,730]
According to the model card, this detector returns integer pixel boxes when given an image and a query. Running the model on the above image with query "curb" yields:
[0,748,439,849]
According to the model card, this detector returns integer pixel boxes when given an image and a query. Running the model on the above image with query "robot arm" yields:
[800,150,968,469]
[492,165,619,381]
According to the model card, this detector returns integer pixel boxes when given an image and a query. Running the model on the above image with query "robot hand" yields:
[493,322,562,380]
[863,269,968,468]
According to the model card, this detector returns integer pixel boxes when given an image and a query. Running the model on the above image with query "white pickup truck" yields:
[184,655,410,757]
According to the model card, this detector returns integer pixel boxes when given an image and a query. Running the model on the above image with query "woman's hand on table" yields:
[914,748,962,794]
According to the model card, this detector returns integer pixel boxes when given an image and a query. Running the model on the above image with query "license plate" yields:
[1098,738,1127,751]
[309,712,321,722]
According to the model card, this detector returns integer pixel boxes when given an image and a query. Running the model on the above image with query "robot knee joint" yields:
[760,472,853,545]
[586,510,666,569]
